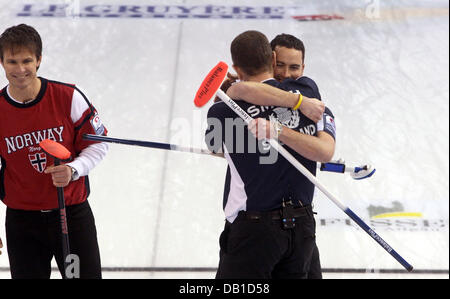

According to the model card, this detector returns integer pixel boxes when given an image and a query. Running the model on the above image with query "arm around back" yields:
[226,81,325,123]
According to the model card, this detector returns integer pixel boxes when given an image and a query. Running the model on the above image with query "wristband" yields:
[293,93,303,110]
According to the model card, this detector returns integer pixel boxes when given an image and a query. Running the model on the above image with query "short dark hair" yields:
[270,34,305,63]
[230,30,273,76]
[0,24,42,62]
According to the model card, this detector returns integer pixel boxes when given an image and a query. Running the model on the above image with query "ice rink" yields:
[0,0,448,279]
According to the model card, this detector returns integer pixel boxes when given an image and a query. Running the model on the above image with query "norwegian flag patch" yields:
[29,152,47,173]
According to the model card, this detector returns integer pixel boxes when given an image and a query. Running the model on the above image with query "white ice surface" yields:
[0,0,448,278]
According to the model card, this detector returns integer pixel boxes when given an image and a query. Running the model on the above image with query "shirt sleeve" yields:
[67,87,109,178]
[317,106,336,140]
[66,142,108,178]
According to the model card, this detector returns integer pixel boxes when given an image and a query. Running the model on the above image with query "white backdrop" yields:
[0,0,448,276]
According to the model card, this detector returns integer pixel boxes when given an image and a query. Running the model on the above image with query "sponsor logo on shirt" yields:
[270,107,300,128]
[325,114,336,137]
[90,113,105,135]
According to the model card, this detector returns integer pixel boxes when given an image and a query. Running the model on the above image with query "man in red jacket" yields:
[0,23,108,279]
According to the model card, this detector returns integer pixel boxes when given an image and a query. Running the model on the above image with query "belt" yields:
[7,201,87,214]
[7,207,59,214]
[240,205,309,220]
[40,209,58,213]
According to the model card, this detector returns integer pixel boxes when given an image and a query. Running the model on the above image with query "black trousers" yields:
[5,200,101,279]
[308,244,322,279]
[216,206,316,279]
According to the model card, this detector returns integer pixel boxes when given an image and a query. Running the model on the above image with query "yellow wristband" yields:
[293,93,303,110]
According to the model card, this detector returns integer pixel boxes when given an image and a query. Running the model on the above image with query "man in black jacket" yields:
[205,30,336,279]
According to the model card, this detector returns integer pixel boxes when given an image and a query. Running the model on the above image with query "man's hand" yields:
[248,118,280,140]
[300,96,325,123]
[214,72,238,103]
[44,164,72,187]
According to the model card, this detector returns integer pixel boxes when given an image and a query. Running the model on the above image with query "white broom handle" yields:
[214,89,413,271]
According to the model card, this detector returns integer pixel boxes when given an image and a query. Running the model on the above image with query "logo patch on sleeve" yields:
[91,113,105,135]
[325,114,336,139]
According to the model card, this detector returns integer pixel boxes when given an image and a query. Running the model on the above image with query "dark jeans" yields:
[216,205,316,279]
[5,200,101,279]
